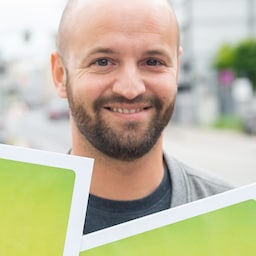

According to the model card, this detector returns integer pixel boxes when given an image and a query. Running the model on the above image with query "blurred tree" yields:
[233,38,256,91]
[213,44,235,71]
[213,38,256,91]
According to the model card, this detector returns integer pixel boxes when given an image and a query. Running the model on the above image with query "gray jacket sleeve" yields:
[164,154,234,208]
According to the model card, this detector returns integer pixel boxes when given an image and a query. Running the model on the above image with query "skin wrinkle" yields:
[78,47,176,72]
[74,35,178,79]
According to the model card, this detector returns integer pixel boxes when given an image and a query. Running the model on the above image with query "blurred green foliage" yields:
[211,115,244,131]
[213,44,235,71]
[213,38,256,91]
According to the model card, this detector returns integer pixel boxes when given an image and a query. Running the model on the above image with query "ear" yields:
[178,46,183,58]
[176,46,183,83]
[51,52,68,98]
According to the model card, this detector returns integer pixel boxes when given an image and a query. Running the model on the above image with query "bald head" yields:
[56,0,179,62]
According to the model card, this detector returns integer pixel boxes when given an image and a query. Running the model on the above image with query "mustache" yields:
[93,95,163,111]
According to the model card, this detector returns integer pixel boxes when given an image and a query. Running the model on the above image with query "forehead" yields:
[78,1,173,30]
[61,0,178,58]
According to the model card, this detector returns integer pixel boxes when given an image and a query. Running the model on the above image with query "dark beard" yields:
[66,81,175,161]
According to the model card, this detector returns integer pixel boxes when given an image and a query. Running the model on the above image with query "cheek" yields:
[151,76,177,103]
[75,74,113,98]
[71,76,98,102]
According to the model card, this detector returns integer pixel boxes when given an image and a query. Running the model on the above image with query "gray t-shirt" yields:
[164,154,233,208]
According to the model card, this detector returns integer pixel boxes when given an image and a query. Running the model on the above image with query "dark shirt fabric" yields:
[83,164,171,234]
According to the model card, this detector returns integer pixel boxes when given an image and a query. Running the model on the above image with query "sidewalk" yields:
[163,124,256,187]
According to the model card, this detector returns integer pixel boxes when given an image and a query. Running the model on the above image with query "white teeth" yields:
[112,108,141,114]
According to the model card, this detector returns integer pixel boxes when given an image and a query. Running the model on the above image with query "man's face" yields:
[60,0,180,160]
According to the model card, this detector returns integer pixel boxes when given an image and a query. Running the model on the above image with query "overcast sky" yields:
[0,0,66,60]
[0,0,65,32]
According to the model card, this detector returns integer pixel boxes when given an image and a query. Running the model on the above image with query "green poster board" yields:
[80,184,256,255]
[0,144,94,256]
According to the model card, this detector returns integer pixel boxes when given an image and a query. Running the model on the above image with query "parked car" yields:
[0,120,6,144]
[47,98,69,120]
[243,98,256,135]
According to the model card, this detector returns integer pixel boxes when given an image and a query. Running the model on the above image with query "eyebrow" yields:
[144,49,174,64]
[86,47,117,57]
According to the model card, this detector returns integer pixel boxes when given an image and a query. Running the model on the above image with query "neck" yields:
[71,131,165,201]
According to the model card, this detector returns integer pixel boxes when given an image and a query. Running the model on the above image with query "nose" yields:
[112,66,146,100]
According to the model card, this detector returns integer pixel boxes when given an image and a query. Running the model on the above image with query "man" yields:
[51,0,232,234]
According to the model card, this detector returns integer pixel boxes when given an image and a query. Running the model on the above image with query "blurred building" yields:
[172,0,256,125]
[0,0,255,125]
[0,0,66,110]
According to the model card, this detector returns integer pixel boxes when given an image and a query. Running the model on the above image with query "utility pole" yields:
[248,0,256,36]
[0,59,6,108]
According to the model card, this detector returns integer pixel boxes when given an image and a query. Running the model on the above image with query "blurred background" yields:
[0,0,256,187]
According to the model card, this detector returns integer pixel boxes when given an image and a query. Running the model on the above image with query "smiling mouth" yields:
[105,107,151,114]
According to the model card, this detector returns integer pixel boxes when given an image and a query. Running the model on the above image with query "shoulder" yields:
[164,153,234,207]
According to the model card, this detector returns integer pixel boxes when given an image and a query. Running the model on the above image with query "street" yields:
[5,105,71,153]
[164,124,256,187]
[5,107,256,187]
